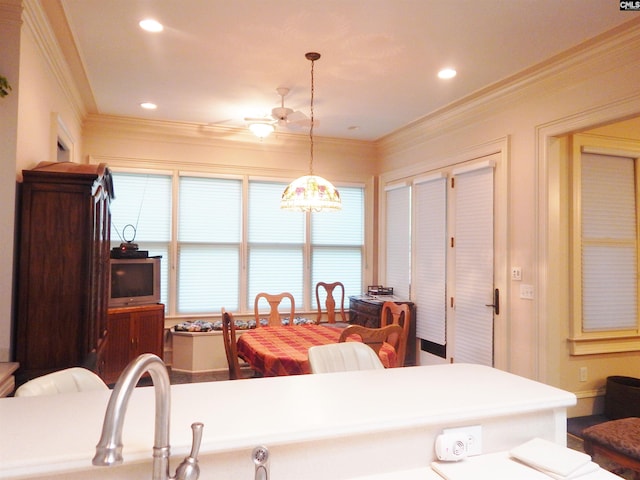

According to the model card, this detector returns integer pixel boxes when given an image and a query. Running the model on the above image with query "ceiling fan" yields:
[245,87,312,137]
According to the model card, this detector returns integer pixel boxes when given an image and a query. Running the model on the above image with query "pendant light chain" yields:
[280,51,341,212]
[309,57,315,175]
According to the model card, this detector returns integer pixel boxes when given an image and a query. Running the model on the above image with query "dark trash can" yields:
[605,376,640,420]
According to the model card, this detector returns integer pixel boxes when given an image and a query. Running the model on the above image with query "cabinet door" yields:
[103,305,165,384]
[103,311,133,384]
[133,307,164,358]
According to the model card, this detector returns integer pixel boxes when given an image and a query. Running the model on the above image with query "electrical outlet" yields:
[520,284,534,299]
[442,425,482,456]
[511,267,522,281]
[580,367,588,382]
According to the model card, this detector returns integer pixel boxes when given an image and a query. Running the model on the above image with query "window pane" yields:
[311,247,362,309]
[414,177,447,346]
[178,245,240,313]
[110,172,172,308]
[248,247,303,309]
[583,244,637,331]
[386,185,411,299]
[179,176,241,242]
[312,186,364,245]
[110,173,172,242]
[249,181,304,244]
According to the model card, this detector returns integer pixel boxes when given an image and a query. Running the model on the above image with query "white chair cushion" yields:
[14,367,108,397]
[308,342,385,374]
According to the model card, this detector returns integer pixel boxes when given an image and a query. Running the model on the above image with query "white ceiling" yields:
[56,0,634,141]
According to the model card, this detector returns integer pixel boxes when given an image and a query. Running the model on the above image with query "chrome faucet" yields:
[93,353,203,480]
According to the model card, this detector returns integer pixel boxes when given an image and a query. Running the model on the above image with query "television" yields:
[108,257,161,308]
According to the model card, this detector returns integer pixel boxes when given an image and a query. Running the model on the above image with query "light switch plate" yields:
[520,284,534,299]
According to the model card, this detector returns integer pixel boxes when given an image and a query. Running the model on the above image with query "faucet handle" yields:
[174,422,204,480]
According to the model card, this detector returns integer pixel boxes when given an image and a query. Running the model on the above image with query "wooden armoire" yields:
[14,162,113,385]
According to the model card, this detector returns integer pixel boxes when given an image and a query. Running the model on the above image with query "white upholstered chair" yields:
[308,342,385,374]
[14,367,108,397]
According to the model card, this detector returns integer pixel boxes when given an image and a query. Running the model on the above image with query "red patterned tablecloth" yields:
[236,324,396,377]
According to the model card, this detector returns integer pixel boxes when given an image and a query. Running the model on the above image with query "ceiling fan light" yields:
[249,122,275,138]
[280,175,342,212]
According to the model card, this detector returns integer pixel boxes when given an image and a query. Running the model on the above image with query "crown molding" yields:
[83,113,374,155]
[23,0,85,124]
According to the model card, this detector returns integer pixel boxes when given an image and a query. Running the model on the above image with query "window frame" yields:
[569,134,640,355]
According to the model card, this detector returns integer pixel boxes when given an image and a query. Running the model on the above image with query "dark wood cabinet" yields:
[102,304,165,384]
[14,162,113,385]
[349,295,417,366]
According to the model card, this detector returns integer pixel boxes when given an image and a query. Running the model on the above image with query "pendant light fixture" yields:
[280,52,341,212]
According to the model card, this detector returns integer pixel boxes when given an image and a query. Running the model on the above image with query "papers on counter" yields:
[431,437,616,480]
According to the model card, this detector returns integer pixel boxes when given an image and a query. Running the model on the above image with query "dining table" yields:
[236,323,397,377]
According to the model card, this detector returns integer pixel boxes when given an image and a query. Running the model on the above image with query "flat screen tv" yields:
[108,257,161,308]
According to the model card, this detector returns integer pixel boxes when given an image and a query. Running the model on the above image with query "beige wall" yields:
[0,0,21,362]
[377,21,640,415]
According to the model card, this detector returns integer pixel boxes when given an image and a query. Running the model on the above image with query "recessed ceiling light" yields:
[140,102,157,110]
[438,68,457,79]
[139,19,163,32]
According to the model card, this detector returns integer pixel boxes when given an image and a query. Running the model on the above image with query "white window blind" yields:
[311,186,364,308]
[581,153,637,332]
[248,181,304,311]
[178,176,242,313]
[110,172,172,306]
[385,184,411,299]
[413,175,447,346]
[453,165,494,366]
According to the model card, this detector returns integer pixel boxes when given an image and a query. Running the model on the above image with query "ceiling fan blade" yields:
[244,116,275,124]
[285,110,308,124]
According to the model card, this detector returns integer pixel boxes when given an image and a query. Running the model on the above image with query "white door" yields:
[450,161,496,366]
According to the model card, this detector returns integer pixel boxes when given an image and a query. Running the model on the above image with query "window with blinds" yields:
[311,187,364,309]
[248,181,305,310]
[580,153,637,332]
[110,172,364,316]
[178,176,242,313]
[569,134,640,355]
[385,184,411,299]
[109,172,172,306]
[413,174,447,354]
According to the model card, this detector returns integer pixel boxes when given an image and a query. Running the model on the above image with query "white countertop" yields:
[0,364,576,479]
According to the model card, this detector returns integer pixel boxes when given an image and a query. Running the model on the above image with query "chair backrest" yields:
[315,281,346,324]
[308,342,384,373]
[221,308,242,380]
[338,323,404,367]
[254,292,295,327]
[380,301,411,366]
[14,367,108,397]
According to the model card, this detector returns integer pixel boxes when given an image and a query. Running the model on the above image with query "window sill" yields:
[568,335,640,355]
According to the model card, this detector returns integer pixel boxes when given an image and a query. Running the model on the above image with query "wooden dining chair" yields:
[380,301,411,367]
[315,281,348,326]
[221,308,243,380]
[254,292,295,327]
[338,323,404,368]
